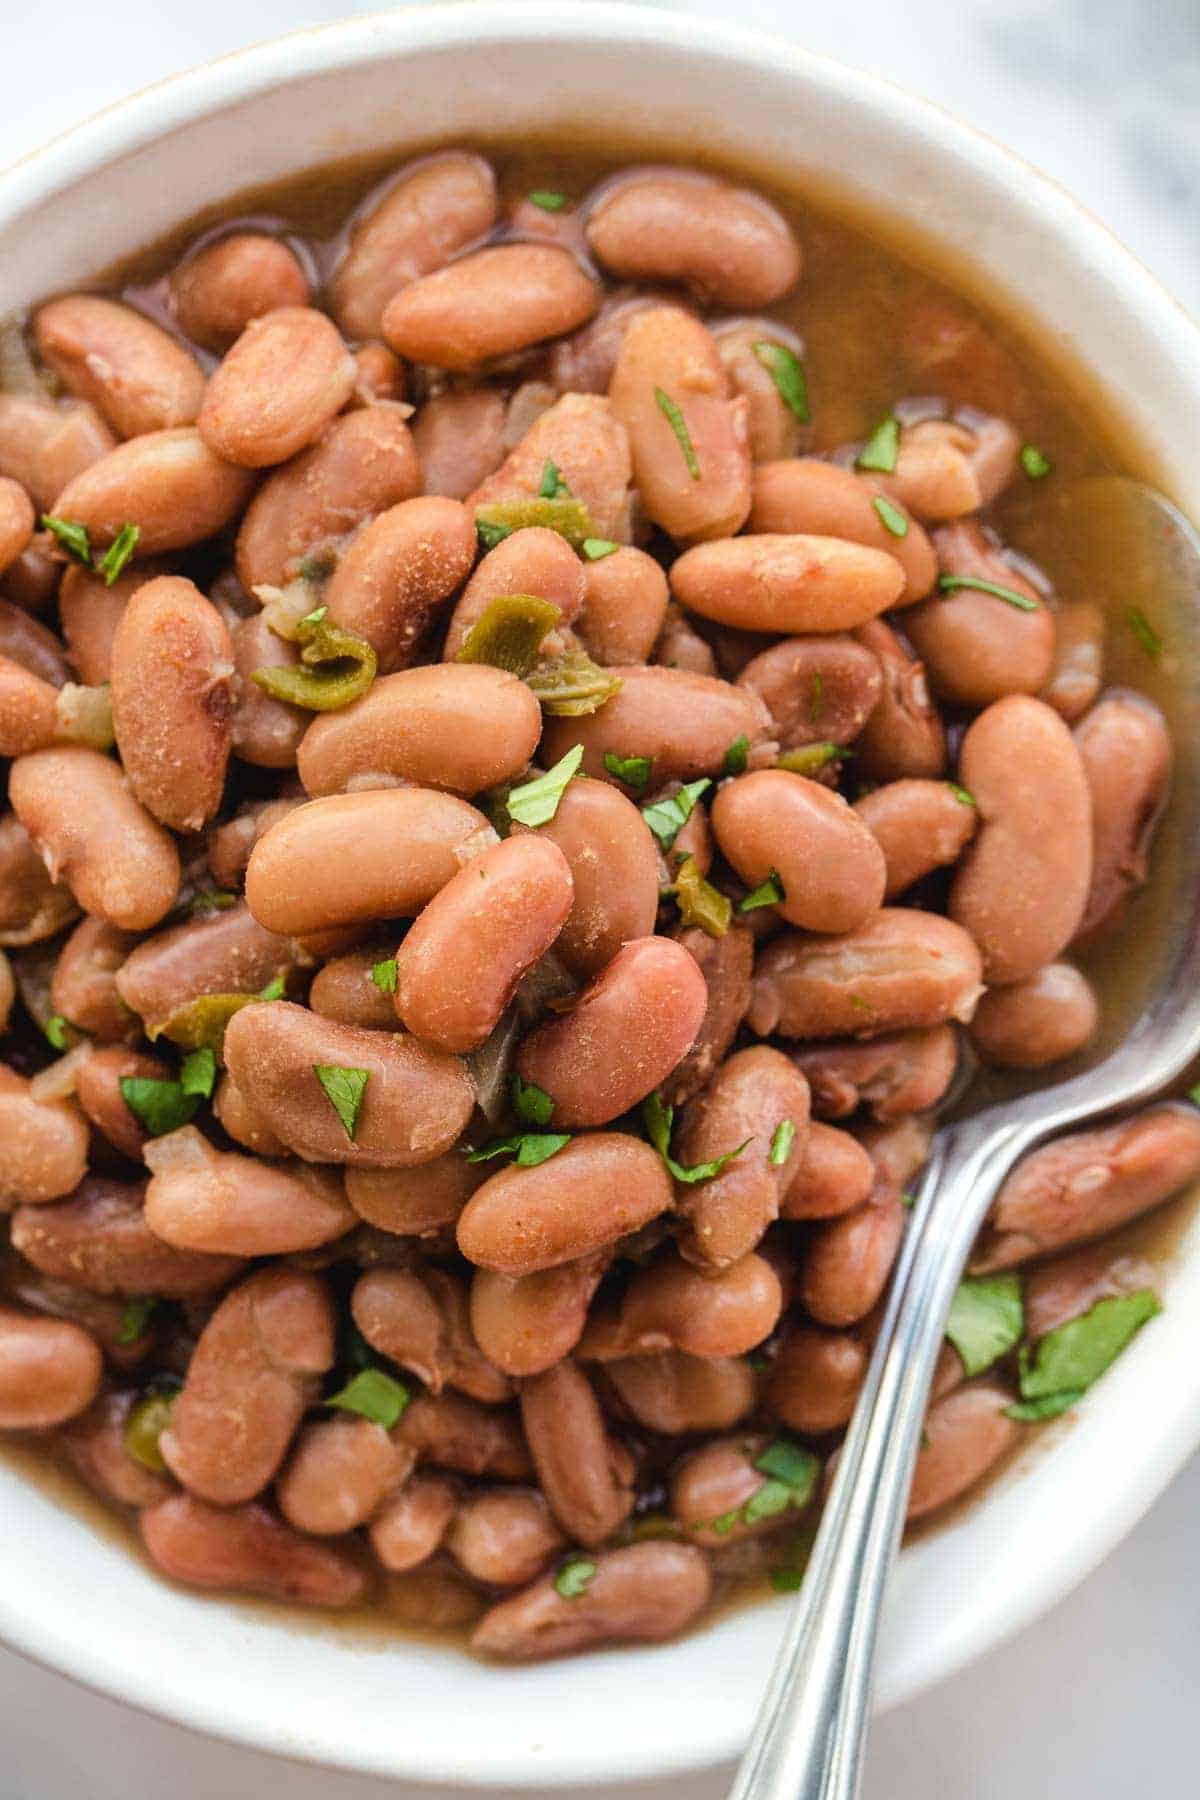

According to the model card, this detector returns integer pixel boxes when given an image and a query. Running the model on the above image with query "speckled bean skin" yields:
[74,1046,173,1158]
[467,393,633,545]
[662,924,754,1106]
[140,1492,368,1606]
[472,1541,712,1660]
[469,1258,609,1377]
[907,1382,1020,1520]
[712,769,886,934]
[800,1187,906,1327]
[714,322,806,463]
[578,1250,782,1361]
[0,478,35,576]
[34,295,207,439]
[50,428,256,556]
[0,1306,103,1429]
[1073,690,1171,942]
[670,1432,802,1547]
[577,547,670,666]
[519,1359,634,1547]
[447,1487,565,1588]
[50,916,139,1042]
[949,695,1093,985]
[198,307,356,468]
[736,634,882,753]
[521,776,660,979]
[412,388,507,501]
[322,496,476,674]
[171,233,311,352]
[59,562,161,688]
[345,1154,483,1239]
[351,1265,510,1403]
[750,459,937,603]
[59,1390,174,1509]
[671,532,905,634]
[369,1473,457,1573]
[853,618,946,781]
[113,903,299,1037]
[223,1001,475,1168]
[1041,598,1105,723]
[789,1025,960,1121]
[382,245,600,371]
[904,522,1056,707]
[541,665,772,788]
[276,1415,407,1536]
[969,963,1099,1069]
[0,394,116,514]
[12,1173,241,1295]
[854,779,978,898]
[144,1135,355,1256]
[395,1391,531,1481]
[767,1326,867,1433]
[782,1122,876,1220]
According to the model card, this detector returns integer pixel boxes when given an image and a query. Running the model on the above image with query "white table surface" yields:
[2,3,1198,1796]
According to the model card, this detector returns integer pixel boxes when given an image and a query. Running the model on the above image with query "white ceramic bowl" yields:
[2,4,1199,1787]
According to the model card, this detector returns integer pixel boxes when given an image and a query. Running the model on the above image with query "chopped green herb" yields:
[456,593,561,676]
[1005,1392,1082,1423]
[538,459,568,498]
[313,1065,369,1142]
[743,1478,795,1524]
[641,1090,748,1186]
[477,518,512,551]
[1010,1289,1160,1421]
[872,494,909,538]
[98,522,140,585]
[119,1076,202,1138]
[1126,607,1162,659]
[507,744,584,827]
[755,1439,819,1494]
[253,609,377,711]
[945,1274,1024,1379]
[43,1015,71,1051]
[947,781,976,807]
[581,537,619,561]
[476,496,595,552]
[739,870,785,912]
[370,957,398,995]
[179,1047,216,1100]
[673,855,732,939]
[1190,1083,1200,1107]
[124,1390,175,1471]
[299,606,328,626]
[776,742,846,778]
[510,1072,555,1128]
[526,650,623,716]
[808,672,824,722]
[770,1565,806,1593]
[641,779,710,852]
[654,386,700,480]
[326,1367,410,1429]
[466,1132,571,1167]
[603,750,652,791]
[1020,444,1052,479]
[751,341,810,422]
[190,889,238,915]
[769,1119,796,1167]
[722,733,749,777]
[529,190,568,212]
[856,415,900,474]
[937,573,1038,612]
[117,1297,158,1347]
[554,1555,597,1598]
[901,1189,917,1209]
[708,1508,741,1537]
[258,975,286,1002]
[41,514,92,566]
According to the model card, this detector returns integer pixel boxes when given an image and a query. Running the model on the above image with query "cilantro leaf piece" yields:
[1020,444,1052,479]
[529,190,568,212]
[1014,1289,1160,1418]
[507,745,584,827]
[510,1072,555,1128]
[44,1015,71,1051]
[41,514,93,566]
[872,494,909,538]
[769,1119,796,1167]
[751,341,810,423]
[325,1368,410,1429]
[603,751,652,791]
[739,870,785,912]
[258,975,286,1002]
[947,781,976,806]
[179,1047,217,1100]
[937,573,1039,612]
[117,1297,159,1347]
[314,1065,369,1142]
[945,1274,1024,1379]
[722,733,749,776]
[641,778,710,851]
[582,537,618,561]
[466,1132,571,1167]
[856,415,900,473]
[370,958,398,995]
[1126,607,1162,659]
[98,522,140,585]
[554,1555,597,1598]
[641,1091,748,1185]
[119,1076,202,1138]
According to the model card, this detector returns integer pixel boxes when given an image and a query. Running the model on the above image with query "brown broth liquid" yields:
[4,135,1198,1650]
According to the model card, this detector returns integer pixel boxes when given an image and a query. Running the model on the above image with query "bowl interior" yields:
[2,4,1200,1786]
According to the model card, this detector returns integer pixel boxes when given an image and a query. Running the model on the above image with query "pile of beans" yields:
[0,149,1195,1662]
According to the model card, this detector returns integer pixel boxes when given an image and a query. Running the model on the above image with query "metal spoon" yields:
[729,479,1200,1800]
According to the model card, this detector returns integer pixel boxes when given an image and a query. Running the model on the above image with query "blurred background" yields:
[2,3,1197,1797]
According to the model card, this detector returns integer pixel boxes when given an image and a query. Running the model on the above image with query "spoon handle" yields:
[728,1115,1043,1800]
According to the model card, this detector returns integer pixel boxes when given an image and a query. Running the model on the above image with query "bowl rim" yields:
[2,2,1200,1787]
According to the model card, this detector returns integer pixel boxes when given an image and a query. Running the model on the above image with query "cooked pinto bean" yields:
[159,1266,334,1504]
[904,522,1055,706]
[412,388,507,501]
[782,1121,876,1220]
[276,1416,407,1536]
[712,769,886,934]
[323,496,476,673]
[1023,1241,1156,1344]
[0,543,59,612]
[223,1002,474,1168]
[662,924,754,1106]
[577,547,670,666]
[880,416,1018,520]
[969,963,1099,1069]
[578,1250,782,1361]
[670,1433,803,1547]
[58,562,160,689]
[0,1071,91,1207]
[50,916,138,1041]
[0,478,34,575]
[0,654,60,756]
[470,1257,608,1377]
[229,610,306,769]
[368,1473,457,1573]
[443,526,584,662]
[12,1173,239,1294]
[244,788,495,936]
[609,306,751,544]
[908,1382,1020,1520]
[654,601,719,676]
[0,394,117,514]
[714,322,806,463]
[949,695,1092,984]
[1041,598,1105,722]
[748,909,983,1039]
[672,530,904,634]
[541,665,771,788]
[973,1106,1200,1271]
[396,1391,531,1480]
[515,938,707,1127]
[396,835,573,1054]
[352,1266,510,1402]
[472,1540,712,1660]
[144,1132,354,1256]
[345,1154,483,1238]
[750,459,937,603]
[448,1488,565,1588]
[114,903,299,1038]
[469,392,633,545]
[199,308,356,468]
[520,776,659,979]
[34,295,206,438]
[458,1135,672,1275]
[74,1045,171,1157]
[789,1026,960,1121]
[855,778,977,897]
[520,1359,634,1547]
[171,233,311,352]
[140,1492,368,1606]
[308,945,398,1029]
[299,664,541,799]
[736,634,882,753]
[853,618,946,781]
[51,428,255,556]
[0,1307,102,1428]
[587,168,800,307]
[212,1075,288,1158]
[674,1046,810,1268]
[607,1351,756,1434]
[0,595,69,685]
[331,151,498,341]
[767,1327,867,1433]
[382,245,599,371]
[1073,690,1171,942]
[800,1188,906,1327]
[60,1390,174,1509]
[109,576,234,831]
